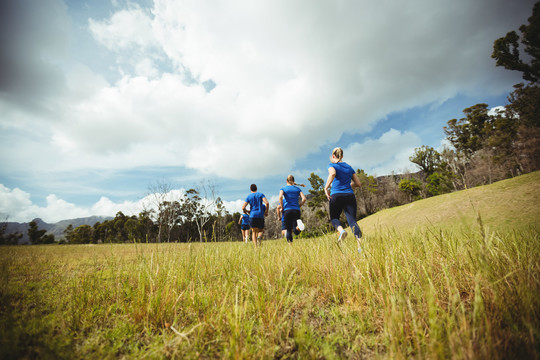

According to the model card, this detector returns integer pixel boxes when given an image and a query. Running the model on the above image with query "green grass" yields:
[359,171,540,234]
[1,173,539,359]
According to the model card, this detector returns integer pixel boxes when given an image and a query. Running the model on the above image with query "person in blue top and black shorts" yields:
[279,175,307,243]
[277,180,306,238]
[242,184,269,247]
[324,147,363,251]
[238,213,250,243]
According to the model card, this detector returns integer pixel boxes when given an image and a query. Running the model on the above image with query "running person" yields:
[276,204,286,237]
[324,147,363,250]
[277,203,304,238]
[279,175,307,243]
[238,213,250,243]
[277,181,306,237]
[242,184,269,247]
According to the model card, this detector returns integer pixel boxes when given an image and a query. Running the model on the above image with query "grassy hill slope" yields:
[359,171,540,234]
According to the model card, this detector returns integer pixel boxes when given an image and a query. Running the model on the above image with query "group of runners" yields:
[240,147,363,251]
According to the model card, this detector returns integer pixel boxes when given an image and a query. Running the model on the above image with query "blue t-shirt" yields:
[281,185,302,211]
[245,192,266,218]
[328,162,355,195]
[241,214,250,225]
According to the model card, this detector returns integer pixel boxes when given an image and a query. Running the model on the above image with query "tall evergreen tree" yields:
[492,2,540,83]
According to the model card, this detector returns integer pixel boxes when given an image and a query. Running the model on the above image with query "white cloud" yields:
[488,105,506,116]
[0,184,179,223]
[88,5,156,51]
[222,199,245,215]
[5,0,527,177]
[0,185,33,217]
[0,183,245,223]
[0,184,119,223]
[90,196,140,218]
[0,185,88,223]
[135,59,160,78]
[345,129,421,176]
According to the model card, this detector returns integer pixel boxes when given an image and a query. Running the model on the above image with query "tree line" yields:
[1,2,538,245]
[61,182,244,244]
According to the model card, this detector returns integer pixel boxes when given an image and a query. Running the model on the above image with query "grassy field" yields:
[359,170,540,234]
[1,173,539,359]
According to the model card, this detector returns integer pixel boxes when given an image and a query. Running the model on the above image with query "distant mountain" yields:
[4,216,113,244]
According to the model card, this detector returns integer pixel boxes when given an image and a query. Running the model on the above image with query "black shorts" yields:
[250,217,265,229]
[283,209,300,232]
[240,224,250,230]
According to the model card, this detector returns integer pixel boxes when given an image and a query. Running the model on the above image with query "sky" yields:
[0,0,535,223]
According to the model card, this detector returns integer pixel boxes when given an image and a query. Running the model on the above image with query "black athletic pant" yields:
[283,209,300,243]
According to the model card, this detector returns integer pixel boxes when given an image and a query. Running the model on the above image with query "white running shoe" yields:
[337,230,347,243]
[297,219,305,231]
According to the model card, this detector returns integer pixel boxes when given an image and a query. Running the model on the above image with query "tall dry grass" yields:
[1,226,538,359]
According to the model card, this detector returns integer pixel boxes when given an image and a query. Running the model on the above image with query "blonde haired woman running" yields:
[324,147,363,251]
